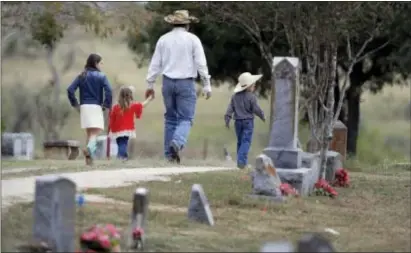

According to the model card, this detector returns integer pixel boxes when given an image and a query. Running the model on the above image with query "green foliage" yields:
[30,11,65,49]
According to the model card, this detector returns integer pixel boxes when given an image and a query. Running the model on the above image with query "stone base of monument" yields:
[276,155,321,197]
[315,150,343,182]
[263,147,303,169]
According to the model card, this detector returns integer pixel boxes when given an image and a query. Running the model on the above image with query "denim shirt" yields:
[67,69,112,109]
[224,91,265,123]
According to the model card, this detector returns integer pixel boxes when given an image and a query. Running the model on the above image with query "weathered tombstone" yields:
[43,140,80,160]
[95,135,118,159]
[260,241,295,252]
[1,132,34,160]
[129,187,149,251]
[264,57,302,169]
[187,184,214,226]
[296,233,335,252]
[249,154,283,200]
[263,57,321,196]
[32,175,76,252]
[329,121,347,160]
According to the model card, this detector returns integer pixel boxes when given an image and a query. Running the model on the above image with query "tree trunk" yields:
[346,87,361,157]
[319,44,337,179]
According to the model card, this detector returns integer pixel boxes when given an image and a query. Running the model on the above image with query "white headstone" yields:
[1,132,34,160]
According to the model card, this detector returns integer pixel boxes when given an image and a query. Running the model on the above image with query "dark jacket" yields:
[67,69,112,109]
[224,91,265,124]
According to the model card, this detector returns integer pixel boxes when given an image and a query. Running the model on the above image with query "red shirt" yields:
[109,102,143,134]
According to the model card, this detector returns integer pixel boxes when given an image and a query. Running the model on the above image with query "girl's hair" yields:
[80,53,102,78]
[118,86,134,111]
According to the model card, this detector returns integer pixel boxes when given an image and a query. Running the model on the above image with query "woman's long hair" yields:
[79,53,102,78]
[118,86,134,111]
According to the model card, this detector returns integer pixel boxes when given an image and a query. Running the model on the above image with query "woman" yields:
[67,53,112,165]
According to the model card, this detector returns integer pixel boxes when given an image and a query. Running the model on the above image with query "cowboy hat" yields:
[233,72,263,93]
[164,10,199,25]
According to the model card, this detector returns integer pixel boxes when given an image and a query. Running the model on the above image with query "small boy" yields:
[224,72,266,169]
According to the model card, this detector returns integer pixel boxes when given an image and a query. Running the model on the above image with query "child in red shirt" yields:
[109,86,153,160]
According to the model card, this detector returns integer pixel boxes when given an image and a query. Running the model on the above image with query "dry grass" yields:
[2,170,410,252]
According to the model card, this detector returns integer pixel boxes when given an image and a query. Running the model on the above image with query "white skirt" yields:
[80,104,105,130]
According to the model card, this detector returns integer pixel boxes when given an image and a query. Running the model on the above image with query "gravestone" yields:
[264,57,302,169]
[187,184,214,226]
[33,175,76,252]
[261,57,321,196]
[260,241,295,252]
[329,121,347,160]
[129,187,149,251]
[223,146,232,161]
[95,135,118,159]
[1,132,34,160]
[248,154,283,201]
[315,151,343,182]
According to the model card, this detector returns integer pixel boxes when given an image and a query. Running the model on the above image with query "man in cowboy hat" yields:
[225,72,266,169]
[145,10,212,163]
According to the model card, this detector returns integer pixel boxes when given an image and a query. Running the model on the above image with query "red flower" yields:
[315,179,338,197]
[333,168,350,187]
[133,228,144,239]
[280,183,299,197]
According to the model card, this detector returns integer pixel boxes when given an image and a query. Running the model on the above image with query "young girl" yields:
[109,86,153,160]
[224,72,266,169]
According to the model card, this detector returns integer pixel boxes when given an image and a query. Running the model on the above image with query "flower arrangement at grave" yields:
[313,168,350,198]
[78,224,121,253]
[333,168,350,187]
[280,183,299,197]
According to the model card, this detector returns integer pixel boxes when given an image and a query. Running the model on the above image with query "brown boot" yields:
[83,148,93,166]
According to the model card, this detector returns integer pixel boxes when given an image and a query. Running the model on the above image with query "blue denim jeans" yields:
[234,119,254,167]
[116,136,129,159]
[162,75,197,159]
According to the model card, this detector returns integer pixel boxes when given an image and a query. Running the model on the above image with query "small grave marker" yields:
[129,187,149,251]
[188,184,214,226]
[32,175,76,252]
[249,154,284,202]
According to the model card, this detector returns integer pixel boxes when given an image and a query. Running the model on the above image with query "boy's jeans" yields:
[116,136,129,159]
[234,119,254,167]
[162,75,197,159]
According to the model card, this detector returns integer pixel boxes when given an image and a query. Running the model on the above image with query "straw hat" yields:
[164,10,199,25]
[233,72,263,93]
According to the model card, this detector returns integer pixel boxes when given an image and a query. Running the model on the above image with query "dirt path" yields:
[1,166,234,208]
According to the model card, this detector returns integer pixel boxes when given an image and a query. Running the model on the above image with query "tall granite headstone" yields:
[129,187,149,251]
[32,175,76,252]
[264,57,302,169]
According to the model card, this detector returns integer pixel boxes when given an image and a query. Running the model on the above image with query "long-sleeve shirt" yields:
[225,91,265,123]
[146,27,211,90]
[67,69,112,109]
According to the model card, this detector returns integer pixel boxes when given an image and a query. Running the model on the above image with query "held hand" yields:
[145,89,155,100]
[202,85,212,100]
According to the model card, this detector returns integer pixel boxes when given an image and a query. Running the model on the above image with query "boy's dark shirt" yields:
[224,91,265,124]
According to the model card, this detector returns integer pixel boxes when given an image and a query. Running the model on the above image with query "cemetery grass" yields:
[3,170,410,252]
